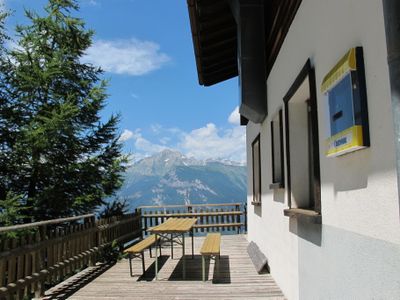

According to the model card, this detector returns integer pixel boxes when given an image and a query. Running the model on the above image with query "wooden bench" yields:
[200,233,221,281]
[124,235,161,276]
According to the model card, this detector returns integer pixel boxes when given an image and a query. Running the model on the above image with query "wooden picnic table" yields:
[148,217,197,280]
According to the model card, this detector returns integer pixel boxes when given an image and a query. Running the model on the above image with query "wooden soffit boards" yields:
[187,0,303,86]
[187,0,238,86]
[264,0,303,78]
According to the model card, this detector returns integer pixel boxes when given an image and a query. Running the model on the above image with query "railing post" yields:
[235,204,240,234]
[87,216,96,266]
[35,226,46,299]
[96,218,101,250]
[135,208,144,239]
[143,210,148,238]
[244,203,247,233]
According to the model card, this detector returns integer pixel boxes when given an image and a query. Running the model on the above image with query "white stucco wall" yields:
[246,0,400,299]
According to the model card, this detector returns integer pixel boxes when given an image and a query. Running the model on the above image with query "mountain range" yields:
[115,149,247,209]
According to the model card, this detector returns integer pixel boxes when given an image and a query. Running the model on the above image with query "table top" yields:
[148,217,197,233]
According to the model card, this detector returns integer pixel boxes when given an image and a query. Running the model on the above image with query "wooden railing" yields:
[138,203,247,234]
[0,212,141,300]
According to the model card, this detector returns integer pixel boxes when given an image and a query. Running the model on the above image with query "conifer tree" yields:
[0,7,26,227]
[0,0,127,221]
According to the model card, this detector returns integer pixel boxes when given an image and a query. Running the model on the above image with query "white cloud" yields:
[228,106,240,125]
[159,137,171,145]
[121,128,166,153]
[150,123,162,134]
[133,131,168,154]
[135,137,168,154]
[122,109,246,163]
[179,123,246,162]
[130,93,139,99]
[83,38,170,76]
[119,129,135,142]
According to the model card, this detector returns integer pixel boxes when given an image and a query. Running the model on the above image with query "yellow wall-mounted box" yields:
[322,47,370,157]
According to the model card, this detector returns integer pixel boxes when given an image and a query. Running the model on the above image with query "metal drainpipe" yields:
[382,0,400,208]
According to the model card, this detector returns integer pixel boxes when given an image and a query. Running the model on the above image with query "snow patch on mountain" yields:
[116,149,246,209]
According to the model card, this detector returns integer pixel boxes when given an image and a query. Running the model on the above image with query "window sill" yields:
[283,208,321,224]
[269,182,284,190]
[251,201,262,206]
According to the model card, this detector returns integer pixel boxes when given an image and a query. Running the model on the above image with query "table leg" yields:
[202,256,205,281]
[171,233,173,259]
[182,233,186,279]
[191,229,194,259]
[155,234,158,280]
[216,254,220,282]
[129,254,133,277]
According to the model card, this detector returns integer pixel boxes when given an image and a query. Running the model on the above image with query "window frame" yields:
[283,59,321,218]
[251,134,262,206]
[270,109,285,189]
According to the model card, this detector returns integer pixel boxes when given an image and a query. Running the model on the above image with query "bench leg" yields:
[216,255,220,282]
[129,254,133,277]
[159,244,162,256]
[141,252,145,274]
[202,255,205,282]
[149,246,152,258]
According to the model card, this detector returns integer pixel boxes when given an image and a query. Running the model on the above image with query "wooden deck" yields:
[44,235,285,299]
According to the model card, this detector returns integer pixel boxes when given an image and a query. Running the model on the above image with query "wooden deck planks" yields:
[50,235,285,300]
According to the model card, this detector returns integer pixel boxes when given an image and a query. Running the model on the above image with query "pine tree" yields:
[0,6,27,226]
[0,0,127,221]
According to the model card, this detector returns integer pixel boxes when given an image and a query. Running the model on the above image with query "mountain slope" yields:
[116,150,247,209]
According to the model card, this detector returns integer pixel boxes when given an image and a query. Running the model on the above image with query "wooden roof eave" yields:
[188,0,205,85]
[187,0,238,86]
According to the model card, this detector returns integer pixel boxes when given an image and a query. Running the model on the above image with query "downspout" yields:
[228,0,268,124]
[382,0,400,212]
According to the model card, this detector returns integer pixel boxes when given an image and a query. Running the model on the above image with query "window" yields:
[270,109,284,189]
[252,135,261,205]
[283,60,321,221]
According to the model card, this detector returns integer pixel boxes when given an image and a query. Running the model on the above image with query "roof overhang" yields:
[187,0,302,87]
[187,0,238,86]
[187,0,302,123]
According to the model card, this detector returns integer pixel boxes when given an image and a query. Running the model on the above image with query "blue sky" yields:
[3,0,246,162]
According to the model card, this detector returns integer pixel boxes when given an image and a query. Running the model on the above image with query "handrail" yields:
[140,202,247,235]
[138,203,242,209]
[143,211,243,218]
[0,214,95,233]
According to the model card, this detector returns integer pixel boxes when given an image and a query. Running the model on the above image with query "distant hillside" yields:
[115,149,247,209]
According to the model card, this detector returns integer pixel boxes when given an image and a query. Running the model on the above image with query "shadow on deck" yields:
[45,234,285,300]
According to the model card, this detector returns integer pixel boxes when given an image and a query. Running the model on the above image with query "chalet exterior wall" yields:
[246,0,400,299]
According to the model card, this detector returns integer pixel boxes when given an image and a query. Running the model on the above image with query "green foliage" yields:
[99,199,129,219]
[0,192,30,238]
[0,0,127,222]
[99,239,126,263]
[0,192,26,226]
